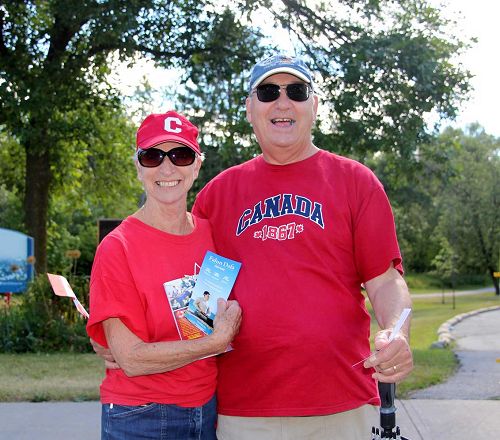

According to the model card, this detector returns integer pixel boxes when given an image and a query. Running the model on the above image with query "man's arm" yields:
[363,263,413,383]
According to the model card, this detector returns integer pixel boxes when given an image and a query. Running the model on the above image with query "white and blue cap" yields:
[248,53,314,92]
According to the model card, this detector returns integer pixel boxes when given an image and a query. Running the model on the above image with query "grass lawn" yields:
[0,352,103,402]
[0,290,498,402]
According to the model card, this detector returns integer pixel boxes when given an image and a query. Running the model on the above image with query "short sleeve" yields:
[86,238,148,347]
[192,189,208,219]
[353,183,403,283]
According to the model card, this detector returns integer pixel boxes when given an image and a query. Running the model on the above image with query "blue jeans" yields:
[101,395,217,440]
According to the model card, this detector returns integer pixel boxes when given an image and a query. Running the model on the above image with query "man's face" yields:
[246,73,318,157]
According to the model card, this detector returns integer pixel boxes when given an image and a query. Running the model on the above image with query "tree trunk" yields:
[24,147,51,274]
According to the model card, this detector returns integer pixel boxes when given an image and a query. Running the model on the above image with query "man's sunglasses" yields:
[137,146,196,168]
[253,83,312,103]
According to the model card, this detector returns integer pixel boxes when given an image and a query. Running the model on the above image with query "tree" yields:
[372,125,500,288]
[0,103,143,273]
[0,130,25,231]
[1,0,473,273]
[0,0,259,272]
[431,126,500,294]
[232,0,472,160]
[174,0,472,194]
[170,8,266,200]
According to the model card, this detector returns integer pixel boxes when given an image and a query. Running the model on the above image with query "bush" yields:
[0,274,91,353]
[405,271,490,291]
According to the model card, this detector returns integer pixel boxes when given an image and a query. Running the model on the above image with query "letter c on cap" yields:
[164,117,182,133]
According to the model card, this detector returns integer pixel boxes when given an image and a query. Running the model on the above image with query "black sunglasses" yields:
[253,83,312,103]
[137,146,196,168]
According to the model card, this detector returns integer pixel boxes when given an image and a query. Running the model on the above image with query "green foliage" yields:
[44,105,142,273]
[0,131,25,231]
[369,147,441,273]
[175,7,266,201]
[404,272,444,292]
[0,0,476,275]
[233,0,471,161]
[0,130,25,191]
[0,0,240,271]
[368,124,499,286]
[0,104,141,274]
[178,0,472,192]
[0,185,24,232]
[429,236,457,283]
[0,275,91,353]
[430,126,500,292]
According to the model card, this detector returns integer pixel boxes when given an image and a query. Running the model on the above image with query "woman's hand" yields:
[211,299,242,353]
[92,300,241,376]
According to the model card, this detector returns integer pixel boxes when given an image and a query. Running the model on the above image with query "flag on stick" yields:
[47,273,89,319]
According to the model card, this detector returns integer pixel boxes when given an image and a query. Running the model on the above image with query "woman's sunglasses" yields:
[253,83,312,103]
[137,146,196,168]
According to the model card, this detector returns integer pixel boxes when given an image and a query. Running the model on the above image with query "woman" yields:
[86,111,242,440]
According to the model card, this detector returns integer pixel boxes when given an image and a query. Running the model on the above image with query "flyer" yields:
[164,251,241,340]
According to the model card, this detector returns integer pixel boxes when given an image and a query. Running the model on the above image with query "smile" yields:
[271,118,295,126]
[156,180,180,187]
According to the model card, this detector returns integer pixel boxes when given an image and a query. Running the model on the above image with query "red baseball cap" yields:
[136,111,201,155]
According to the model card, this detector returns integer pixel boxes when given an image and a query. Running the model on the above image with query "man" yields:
[191,53,413,439]
[193,290,214,327]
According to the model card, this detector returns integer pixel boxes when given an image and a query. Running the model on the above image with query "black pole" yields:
[379,382,396,437]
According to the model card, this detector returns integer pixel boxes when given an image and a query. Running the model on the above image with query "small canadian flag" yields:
[47,273,90,319]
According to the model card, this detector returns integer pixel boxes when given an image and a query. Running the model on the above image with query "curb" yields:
[431,305,500,348]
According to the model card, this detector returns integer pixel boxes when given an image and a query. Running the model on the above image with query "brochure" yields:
[164,251,241,341]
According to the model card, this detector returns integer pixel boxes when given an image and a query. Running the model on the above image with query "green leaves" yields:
[385,125,499,284]
[0,0,478,274]
[0,0,228,271]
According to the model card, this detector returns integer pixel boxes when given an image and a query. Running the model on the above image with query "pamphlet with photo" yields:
[164,251,241,340]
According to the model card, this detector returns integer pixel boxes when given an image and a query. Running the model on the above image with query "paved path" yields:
[410,307,500,400]
[2,398,500,440]
[1,304,500,440]
[395,307,500,439]
[411,286,495,299]
[395,399,500,439]
[0,401,101,439]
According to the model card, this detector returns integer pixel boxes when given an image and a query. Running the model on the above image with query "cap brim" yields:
[138,134,201,155]
[250,68,311,90]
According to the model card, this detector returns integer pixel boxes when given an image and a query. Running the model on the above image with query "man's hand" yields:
[364,264,413,383]
[90,338,121,370]
[363,330,413,383]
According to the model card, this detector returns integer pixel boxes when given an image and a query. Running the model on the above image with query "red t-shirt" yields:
[86,216,217,407]
[193,150,402,416]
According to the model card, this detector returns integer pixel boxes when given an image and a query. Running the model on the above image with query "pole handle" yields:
[379,382,396,411]
[379,382,396,433]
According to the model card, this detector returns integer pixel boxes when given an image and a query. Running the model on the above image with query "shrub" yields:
[0,274,91,353]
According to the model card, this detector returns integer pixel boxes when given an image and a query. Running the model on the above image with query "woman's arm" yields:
[103,298,241,376]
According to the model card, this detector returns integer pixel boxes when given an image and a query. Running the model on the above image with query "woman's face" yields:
[135,141,201,207]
